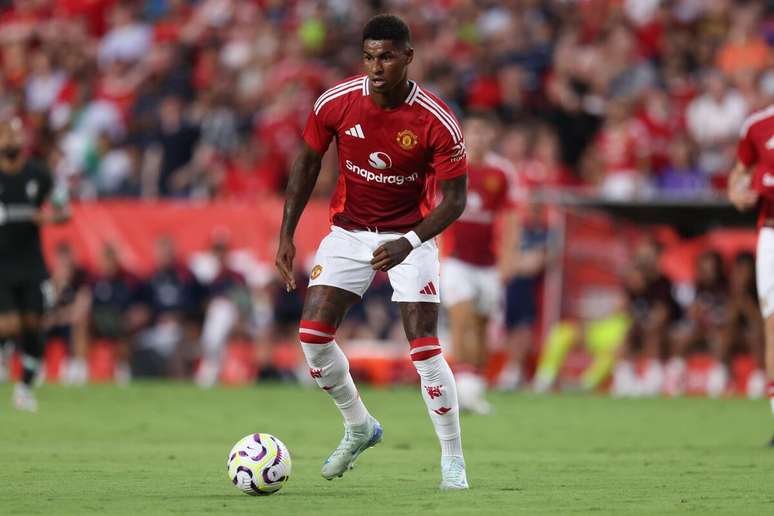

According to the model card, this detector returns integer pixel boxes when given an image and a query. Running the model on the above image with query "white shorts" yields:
[757,227,774,318]
[308,226,440,303]
[440,257,501,315]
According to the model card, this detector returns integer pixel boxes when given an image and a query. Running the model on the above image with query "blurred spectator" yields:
[593,98,651,199]
[47,242,91,385]
[134,237,202,379]
[89,243,147,384]
[612,238,681,397]
[665,251,730,397]
[192,231,252,388]
[725,251,766,398]
[146,95,200,197]
[657,134,708,196]
[686,71,747,176]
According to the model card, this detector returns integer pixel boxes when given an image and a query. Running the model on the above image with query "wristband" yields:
[403,231,422,249]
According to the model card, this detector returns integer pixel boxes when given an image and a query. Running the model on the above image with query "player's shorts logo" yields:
[311,265,323,279]
[396,129,418,150]
[368,152,392,170]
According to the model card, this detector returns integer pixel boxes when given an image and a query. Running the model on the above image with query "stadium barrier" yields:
[23,199,759,394]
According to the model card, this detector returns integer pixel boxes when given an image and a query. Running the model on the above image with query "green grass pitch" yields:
[1,383,773,515]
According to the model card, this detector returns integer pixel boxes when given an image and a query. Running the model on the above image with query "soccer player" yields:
[440,114,510,414]
[727,103,774,445]
[0,118,69,410]
[275,15,469,488]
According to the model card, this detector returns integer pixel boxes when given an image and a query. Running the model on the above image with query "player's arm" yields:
[275,143,324,291]
[370,175,467,272]
[727,160,758,211]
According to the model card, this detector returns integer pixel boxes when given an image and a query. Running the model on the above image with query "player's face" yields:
[362,39,413,93]
[0,118,24,160]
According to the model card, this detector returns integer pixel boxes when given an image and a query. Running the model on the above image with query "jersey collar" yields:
[363,77,419,105]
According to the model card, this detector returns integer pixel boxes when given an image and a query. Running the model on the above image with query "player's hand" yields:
[728,170,758,211]
[275,236,297,291]
[370,237,413,271]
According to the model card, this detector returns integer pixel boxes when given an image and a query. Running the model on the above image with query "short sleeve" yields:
[737,126,757,167]
[429,122,467,181]
[302,109,335,155]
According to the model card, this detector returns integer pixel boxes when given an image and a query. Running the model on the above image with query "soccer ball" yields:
[227,433,292,495]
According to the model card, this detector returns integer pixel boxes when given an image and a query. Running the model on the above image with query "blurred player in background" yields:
[0,118,69,410]
[275,15,469,488]
[499,201,551,392]
[727,103,774,445]
[441,113,510,414]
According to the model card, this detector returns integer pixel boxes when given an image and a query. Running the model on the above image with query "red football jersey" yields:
[445,162,510,266]
[303,75,467,233]
[737,104,774,229]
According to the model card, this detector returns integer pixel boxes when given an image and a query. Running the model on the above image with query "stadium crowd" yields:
[0,0,772,394]
[1,0,773,200]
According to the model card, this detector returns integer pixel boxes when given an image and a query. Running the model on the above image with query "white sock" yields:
[300,320,368,426]
[410,337,463,457]
[201,298,238,363]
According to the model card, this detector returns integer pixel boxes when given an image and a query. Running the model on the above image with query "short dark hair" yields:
[362,14,411,47]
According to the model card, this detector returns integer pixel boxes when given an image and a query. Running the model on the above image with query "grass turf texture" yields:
[1,383,773,515]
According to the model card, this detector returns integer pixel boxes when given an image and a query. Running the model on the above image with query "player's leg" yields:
[754,227,774,444]
[462,267,501,412]
[499,277,537,390]
[13,279,51,411]
[390,238,467,489]
[764,313,774,445]
[303,227,384,478]
[0,285,20,383]
[400,302,467,489]
[301,285,382,479]
[440,258,480,411]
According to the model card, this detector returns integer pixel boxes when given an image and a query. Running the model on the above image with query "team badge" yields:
[311,265,323,279]
[396,129,419,150]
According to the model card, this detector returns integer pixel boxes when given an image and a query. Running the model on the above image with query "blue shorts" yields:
[504,276,537,329]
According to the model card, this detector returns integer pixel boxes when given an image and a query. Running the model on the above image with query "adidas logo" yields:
[344,124,365,139]
[419,281,437,295]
